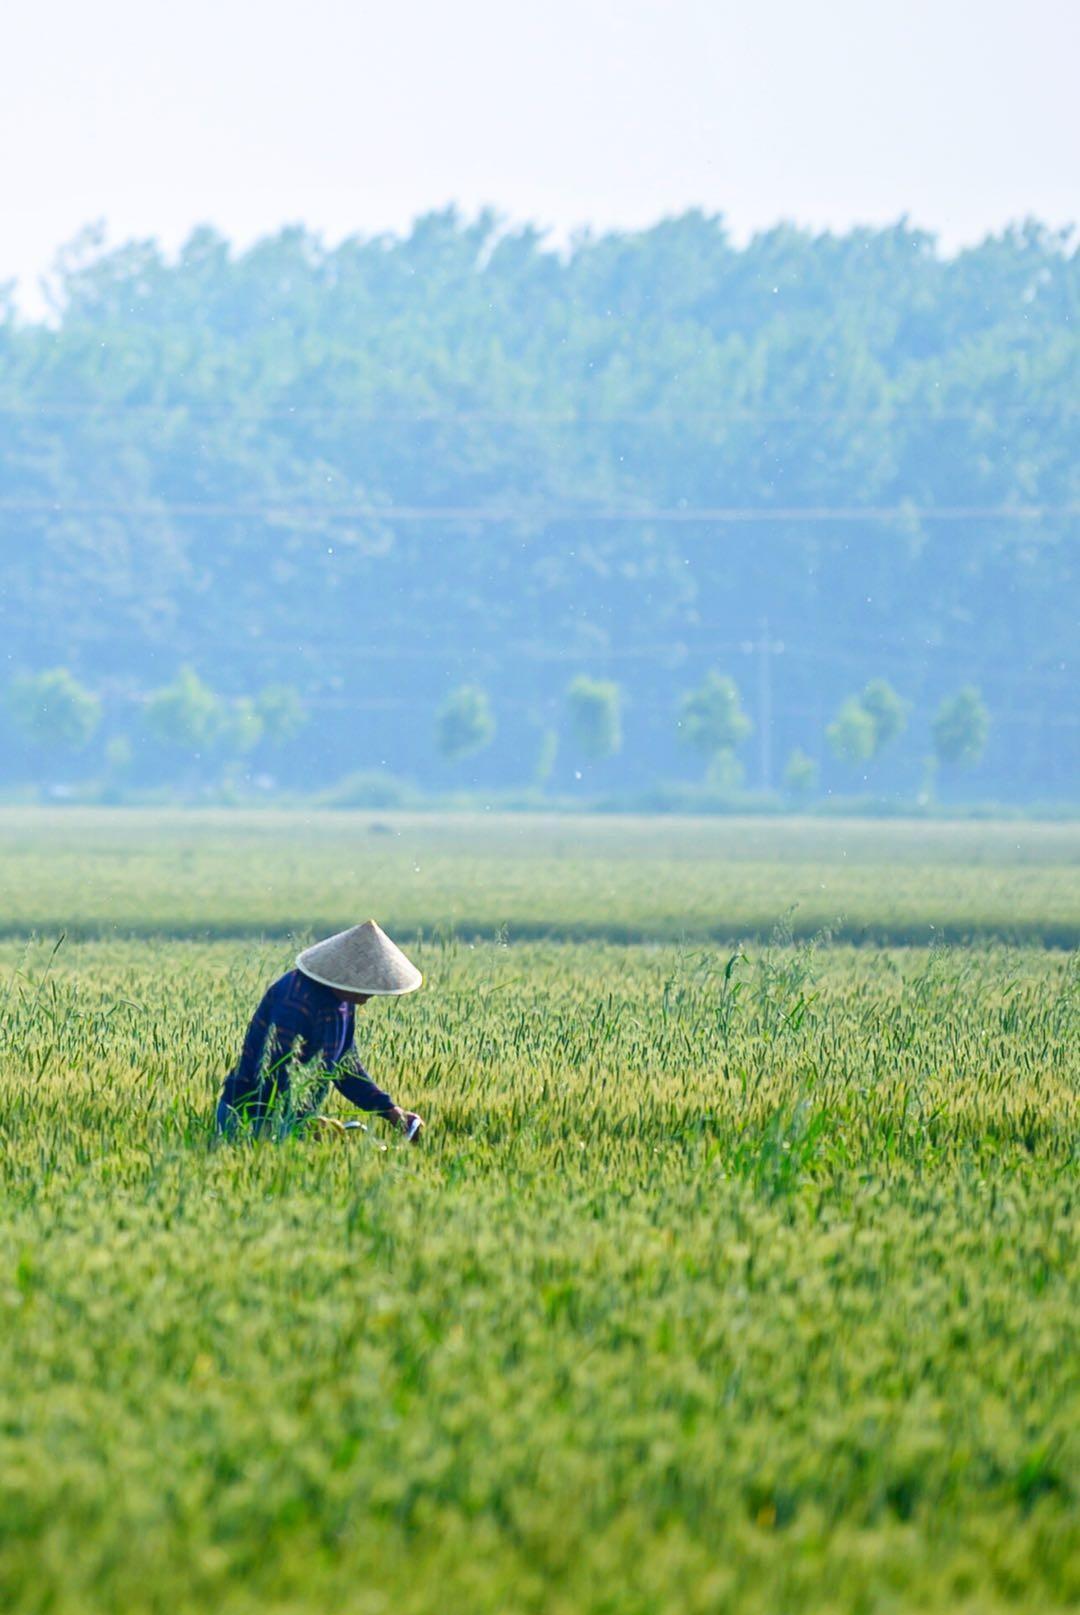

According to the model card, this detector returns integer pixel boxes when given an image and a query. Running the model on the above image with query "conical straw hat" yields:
[296,921,422,995]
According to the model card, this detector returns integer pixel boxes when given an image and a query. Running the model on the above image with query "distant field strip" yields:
[1,810,1077,946]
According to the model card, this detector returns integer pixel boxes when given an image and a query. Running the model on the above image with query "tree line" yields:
[3,663,990,804]
[0,211,1075,801]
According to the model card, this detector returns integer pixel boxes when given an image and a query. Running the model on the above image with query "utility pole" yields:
[741,618,785,789]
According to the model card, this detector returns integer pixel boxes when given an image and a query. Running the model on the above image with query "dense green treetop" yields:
[0,212,1076,798]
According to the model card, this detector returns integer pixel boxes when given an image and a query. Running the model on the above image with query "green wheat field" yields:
[0,811,1077,1614]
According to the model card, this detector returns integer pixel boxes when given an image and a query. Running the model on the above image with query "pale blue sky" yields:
[4,0,1077,310]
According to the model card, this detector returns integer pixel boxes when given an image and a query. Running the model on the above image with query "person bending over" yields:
[217,920,424,1139]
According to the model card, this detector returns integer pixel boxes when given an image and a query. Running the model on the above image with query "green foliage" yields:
[784,747,820,799]
[6,667,101,753]
[256,685,307,749]
[1,215,1075,800]
[0,915,1076,1615]
[219,697,263,758]
[144,667,221,755]
[320,770,417,809]
[0,811,1076,947]
[566,676,622,762]
[706,748,745,792]
[826,681,907,772]
[104,735,133,777]
[677,673,752,777]
[826,697,877,767]
[436,685,496,762]
[533,727,559,786]
[860,678,909,755]
[933,685,991,770]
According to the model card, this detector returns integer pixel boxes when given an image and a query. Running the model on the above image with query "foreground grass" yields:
[0,936,1076,1613]
[0,809,1078,945]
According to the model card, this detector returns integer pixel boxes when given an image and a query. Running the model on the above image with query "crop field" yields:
[1,808,1078,946]
[0,812,1077,1613]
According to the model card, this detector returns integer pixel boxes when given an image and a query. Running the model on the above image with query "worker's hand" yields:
[383,1105,424,1140]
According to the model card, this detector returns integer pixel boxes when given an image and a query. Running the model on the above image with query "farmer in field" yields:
[217,920,424,1140]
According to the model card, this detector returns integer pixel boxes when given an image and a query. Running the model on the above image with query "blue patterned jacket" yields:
[219,968,393,1129]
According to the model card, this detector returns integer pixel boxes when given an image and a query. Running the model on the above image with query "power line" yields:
[0,402,1076,424]
[36,611,1072,672]
[1,498,1078,523]
[16,638,1076,686]
[7,604,1076,677]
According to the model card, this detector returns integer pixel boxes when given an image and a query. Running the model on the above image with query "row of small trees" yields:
[5,665,991,794]
[435,673,992,790]
[434,676,624,778]
[817,678,990,794]
[4,667,308,774]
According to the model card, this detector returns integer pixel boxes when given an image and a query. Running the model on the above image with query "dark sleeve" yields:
[333,1051,394,1112]
[230,985,305,1099]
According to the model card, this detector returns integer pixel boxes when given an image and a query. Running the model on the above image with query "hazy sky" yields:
[4,0,1077,308]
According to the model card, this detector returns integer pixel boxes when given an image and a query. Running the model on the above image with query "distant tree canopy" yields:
[144,668,221,757]
[783,747,819,800]
[256,686,308,750]
[826,680,909,771]
[7,668,101,755]
[826,698,877,770]
[677,673,752,783]
[0,212,1076,799]
[566,677,622,763]
[436,685,496,763]
[932,687,991,771]
[860,680,909,757]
